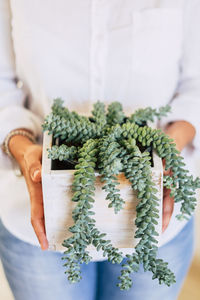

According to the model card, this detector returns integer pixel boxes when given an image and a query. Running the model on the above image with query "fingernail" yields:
[41,244,47,251]
[33,169,40,179]
[41,240,49,251]
[162,222,166,232]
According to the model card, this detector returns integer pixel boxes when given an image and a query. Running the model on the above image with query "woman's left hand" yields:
[162,120,196,232]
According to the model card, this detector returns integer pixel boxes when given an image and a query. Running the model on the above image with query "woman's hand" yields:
[162,120,196,232]
[162,160,173,232]
[9,133,49,250]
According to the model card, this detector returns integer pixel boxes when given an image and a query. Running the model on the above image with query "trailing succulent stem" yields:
[98,137,125,213]
[106,101,126,126]
[43,99,200,291]
[47,144,79,163]
[116,140,175,289]
[61,138,123,283]
[128,105,171,125]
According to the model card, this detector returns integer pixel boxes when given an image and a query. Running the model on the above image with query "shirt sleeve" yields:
[160,0,200,149]
[0,0,42,145]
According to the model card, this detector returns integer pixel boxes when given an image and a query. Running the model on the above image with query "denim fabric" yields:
[0,217,194,300]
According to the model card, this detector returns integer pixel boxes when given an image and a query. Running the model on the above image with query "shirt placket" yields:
[89,0,109,103]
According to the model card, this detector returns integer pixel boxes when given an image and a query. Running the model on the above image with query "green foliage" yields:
[61,139,123,283]
[106,101,126,126]
[116,139,175,289]
[48,144,79,162]
[43,99,200,291]
[98,137,125,213]
[128,105,171,125]
[90,100,107,128]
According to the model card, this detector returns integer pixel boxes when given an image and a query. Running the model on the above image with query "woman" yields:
[0,0,199,299]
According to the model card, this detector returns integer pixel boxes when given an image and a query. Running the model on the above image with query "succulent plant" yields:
[42,98,200,291]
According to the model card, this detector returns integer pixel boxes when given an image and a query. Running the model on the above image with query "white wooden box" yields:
[42,132,163,260]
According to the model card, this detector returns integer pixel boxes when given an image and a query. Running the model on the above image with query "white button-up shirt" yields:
[0,0,200,252]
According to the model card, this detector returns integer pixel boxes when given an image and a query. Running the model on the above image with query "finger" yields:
[162,159,173,177]
[29,182,48,250]
[162,159,166,169]
[162,191,174,232]
[21,145,48,250]
[31,218,49,250]
[31,168,42,183]
[163,169,172,177]
[162,159,168,176]
[163,187,169,197]
[24,145,42,182]
[163,163,171,176]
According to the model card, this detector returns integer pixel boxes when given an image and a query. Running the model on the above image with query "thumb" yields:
[24,145,42,183]
[31,166,42,183]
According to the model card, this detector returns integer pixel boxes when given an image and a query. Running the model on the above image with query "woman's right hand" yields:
[9,133,49,250]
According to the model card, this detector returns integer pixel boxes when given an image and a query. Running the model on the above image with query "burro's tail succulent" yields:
[43,98,200,291]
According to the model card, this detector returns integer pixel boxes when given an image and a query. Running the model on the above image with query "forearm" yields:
[164,120,196,152]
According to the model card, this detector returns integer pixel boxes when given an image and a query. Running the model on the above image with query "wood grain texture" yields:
[42,132,163,260]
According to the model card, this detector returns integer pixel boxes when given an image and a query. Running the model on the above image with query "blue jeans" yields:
[0,217,194,300]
